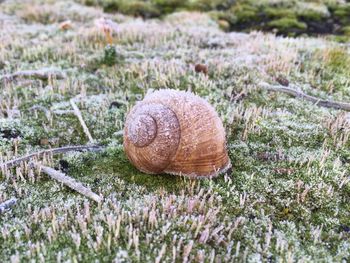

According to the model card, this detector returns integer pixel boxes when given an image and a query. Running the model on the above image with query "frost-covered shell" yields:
[123,89,231,178]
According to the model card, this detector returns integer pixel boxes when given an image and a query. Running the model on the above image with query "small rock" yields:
[276,76,289,87]
[218,19,230,31]
[40,138,49,146]
[59,20,72,31]
[195,64,208,75]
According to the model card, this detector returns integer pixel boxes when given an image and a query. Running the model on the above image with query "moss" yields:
[3,0,350,261]
[64,146,187,194]
[342,26,350,36]
[152,0,189,14]
[333,3,350,24]
[320,48,350,93]
[189,0,227,11]
[264,7,296,19]
[328,35,350,43]
[103,0,160,18]
[75,0,350,37]
[17,5,58,24]
[268,17,307,35]
[79,0,96,6]
[230,4,260,24]
[103,44,118,66]
[126,1,160,18]
[208,10,237,25]
[296,2,330,21]
[325,48,350,72]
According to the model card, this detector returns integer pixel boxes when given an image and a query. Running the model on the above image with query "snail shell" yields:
[123,89,231,178]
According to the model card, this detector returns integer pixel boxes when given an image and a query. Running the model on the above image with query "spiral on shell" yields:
[123,89,231,178]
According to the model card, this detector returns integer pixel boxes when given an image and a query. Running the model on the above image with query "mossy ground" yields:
[77,0,350,38]
[1,0,350,262]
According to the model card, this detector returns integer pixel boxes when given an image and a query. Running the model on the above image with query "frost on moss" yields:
[268,18,307,35]
[1,0,350,262]
[296,2,330,21]
[76,0,350,36]
[306,47,350,94]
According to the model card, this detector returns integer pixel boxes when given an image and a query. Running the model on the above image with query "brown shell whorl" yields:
[127,114,157,147]
[124,103,180,173]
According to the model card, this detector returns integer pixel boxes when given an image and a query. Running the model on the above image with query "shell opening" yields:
[127,114,157,147]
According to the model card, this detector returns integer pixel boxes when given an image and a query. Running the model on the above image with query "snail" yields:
[123,89,231,178]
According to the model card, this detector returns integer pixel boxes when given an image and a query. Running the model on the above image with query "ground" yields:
[1,0,350,262]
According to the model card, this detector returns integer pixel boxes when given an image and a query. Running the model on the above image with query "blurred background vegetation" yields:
[76,0,350,39]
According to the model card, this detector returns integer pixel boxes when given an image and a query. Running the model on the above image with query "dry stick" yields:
[1,134,123,203]
[1,68,66,81]
[114,130,124,136]
[37,164,102,203]
[0,198,17,214]
[0,129,124,170]
[53,110,75,115]
[259,82,350,111]
[0,145,103,170]
[70,99,94,143]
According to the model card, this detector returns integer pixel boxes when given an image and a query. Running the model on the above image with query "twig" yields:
[0,198,17,214]
[52,110,75,115]
[29,105,51,120]
[114,130,124,136]
[1,68,66,82]
[70,99,94,143]
[0,145,104,170]
[259,82,350,111]
[37,164,102,203]
[231,90,246,103]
